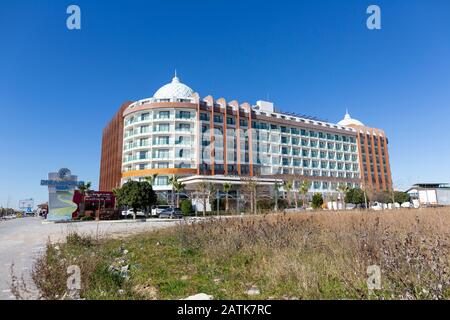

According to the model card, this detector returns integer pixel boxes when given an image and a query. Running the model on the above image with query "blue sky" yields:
[1,0,449,208]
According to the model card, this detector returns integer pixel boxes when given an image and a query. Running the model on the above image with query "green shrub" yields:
[312,193,324,209]
[180,200,193,215]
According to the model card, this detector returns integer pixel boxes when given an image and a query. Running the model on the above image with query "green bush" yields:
[180,200,193,215]
[312,193,324,209]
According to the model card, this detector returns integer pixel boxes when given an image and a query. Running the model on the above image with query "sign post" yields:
[41,168,84,221]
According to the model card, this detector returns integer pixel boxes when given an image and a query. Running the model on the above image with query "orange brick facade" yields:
[99,102,132,191]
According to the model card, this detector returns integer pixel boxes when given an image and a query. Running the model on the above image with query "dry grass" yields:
[177,208,450,299]
[26,208,450,300]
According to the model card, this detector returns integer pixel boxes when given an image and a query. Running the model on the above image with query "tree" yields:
[196,182,208,217]
[169,175,185,208]
[77,181,92,218]
[284,180,294,208]
[180,199,193,215]
[312,193,324,210]
[393,191,411,204]
[273,181,281,211]
[242,177,258,214]
[299,180,311,209]
[145,174,159,186]
[114,181,157,219]
[345,188,366,205]
[223,182,232,213]
[337,184,349,210]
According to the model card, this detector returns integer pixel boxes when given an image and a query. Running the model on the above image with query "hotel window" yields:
[139,151,147,160]
[303,160,310,167]
[155,162,169,169]
[155,176,169,186]
[282,147,288,155]
[291,128,299,135]
[154,124,170,132]
[301,139,308,146]
[271,124,278,130]
[177,124,191,132]
[280,126,287,133]
[139,164,147,170]
[310,141,318,148]
[313,171,320,177]
[301,129,308,136]
[240,119,248,127]
[302,149,309,157]
[177,111,191,119]
[140,138,149,147]
[321,161,328,169]
[318,132,325,139]
[141,113,150,121]
[281,136,288,144]
[154,136,169,145]
[227,117,235,125]
[292,148,300,156]
[319,141,326,149]
[311,150,318,158]
[312,161,319,168]
[292,137,299,145]
[178,149,190,158]
[293,159,301,167]
[154,149,169,159]
[337,163,344,170]
[282,158,289,166]
[313,181,321,189]
[214,115,223,123]
[200,113,209,121]
[158,111,170,119]
[140,125,150,134]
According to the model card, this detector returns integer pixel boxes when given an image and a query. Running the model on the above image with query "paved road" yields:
[0,217,179,300]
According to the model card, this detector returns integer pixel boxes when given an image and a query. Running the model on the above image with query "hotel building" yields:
[100,75,392,195]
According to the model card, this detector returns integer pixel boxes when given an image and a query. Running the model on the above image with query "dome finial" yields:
[344,108,351,120]
[172,69,180,83]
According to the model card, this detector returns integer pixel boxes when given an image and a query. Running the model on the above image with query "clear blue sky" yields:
[1,0,449,208]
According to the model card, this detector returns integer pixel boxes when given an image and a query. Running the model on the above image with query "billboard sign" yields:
[41,168,84,221]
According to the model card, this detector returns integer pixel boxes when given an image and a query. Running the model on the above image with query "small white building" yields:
[406,183,450,206]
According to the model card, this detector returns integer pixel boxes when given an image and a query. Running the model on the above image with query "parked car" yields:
[371,202,383,211]
[151,205,172,217]
[121,209,146,218]
[158,208,183,219]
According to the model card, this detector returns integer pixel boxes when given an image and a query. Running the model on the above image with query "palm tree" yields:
[223,182,232,213]
[197,181,208,217]
[284,180,294,208]
[78,181,92,218]
[337,184,349,210]
[169,175,185,208]
[145,174,158,186]
[273,181,281,211]
[299,180,311,209]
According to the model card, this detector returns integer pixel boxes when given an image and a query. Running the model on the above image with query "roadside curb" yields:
[42,218,179,225]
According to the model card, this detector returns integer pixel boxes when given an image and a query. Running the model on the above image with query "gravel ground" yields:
[0,217,179,300]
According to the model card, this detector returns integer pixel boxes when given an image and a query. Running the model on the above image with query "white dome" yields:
[338,111,365,127]
[153,75,194,99]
